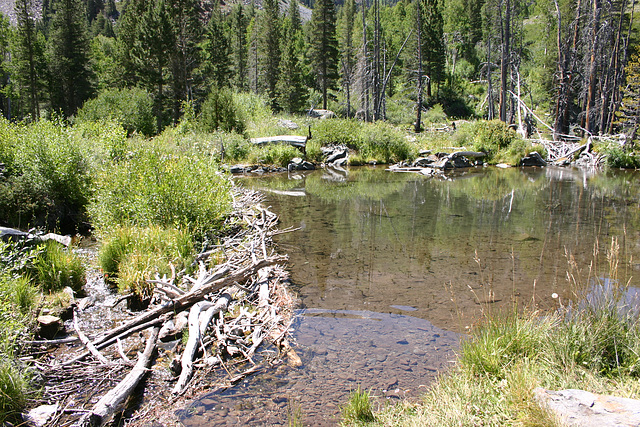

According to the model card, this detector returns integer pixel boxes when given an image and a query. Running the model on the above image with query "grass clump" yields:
[30,241,85,294]
[341,386,375,424]
[99,226,194,304]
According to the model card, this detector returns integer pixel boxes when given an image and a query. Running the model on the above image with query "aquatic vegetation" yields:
[341,386,375,424]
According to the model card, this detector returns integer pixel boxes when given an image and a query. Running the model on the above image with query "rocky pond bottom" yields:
[178,308,459,426]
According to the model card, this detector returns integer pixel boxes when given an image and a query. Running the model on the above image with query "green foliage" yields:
[453,120,526,163]
[89,141,232,237]
[249,144,301,167]
[30,241,85,294]
[0,360,28,425]
[99,225,194,300]
[199,87,246,134]
[341,386,375,424]
[602,145,640,169]
[0,119,92,232]
[357,122,412,163]
[313,119,363,148]
[76,88,157,136]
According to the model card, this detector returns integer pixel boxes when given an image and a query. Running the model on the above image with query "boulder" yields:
[37,315,63,339]
[308,109,336,119]
[534,388,640,427]
[520,151,547,167]
[278,119,299,130]
[323,145,349,165]
[288,157,316,171]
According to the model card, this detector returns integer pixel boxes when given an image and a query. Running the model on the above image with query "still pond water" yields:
[180,165,640,425]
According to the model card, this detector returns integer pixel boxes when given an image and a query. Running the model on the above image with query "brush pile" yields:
[28,189,295,427]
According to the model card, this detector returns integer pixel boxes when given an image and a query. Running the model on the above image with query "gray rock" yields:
[534,388,640,427]
[325,147,348,165]
[520,151,547,167]
[278,119,299,130]
[25,403,59,427]
[308,109,336,119]
[37,315,63,339]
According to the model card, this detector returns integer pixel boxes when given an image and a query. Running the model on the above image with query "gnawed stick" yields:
[79,326,160,427]
[73,311,109,365]
[65,256,286,366]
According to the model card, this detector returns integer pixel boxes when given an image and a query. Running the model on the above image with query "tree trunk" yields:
[415,0,423,132]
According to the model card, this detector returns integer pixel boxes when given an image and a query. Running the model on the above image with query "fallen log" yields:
[79,326,160,427]
[250,135,307,149]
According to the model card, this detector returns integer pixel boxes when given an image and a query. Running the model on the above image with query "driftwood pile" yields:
[29,189,294,427]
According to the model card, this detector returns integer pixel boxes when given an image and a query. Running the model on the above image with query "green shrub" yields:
[603,145,640,169]
[313,119,363,149]
[0,360,28,425]
[73,119,128,164]
[249,144,302,167]
[76,87,157,136]
[89,142,232,237]
[0,119,92,232]
[99,226,194,300]
[30,241,85,294]
[199,87,245,134]
[358,121,412,163]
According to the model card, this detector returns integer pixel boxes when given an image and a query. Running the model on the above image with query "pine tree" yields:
[0,13,11,119]
[617,52,640,148]
[258,0,281,109]
[230,3,248,90]
[169,0,203,119]
[310,0,339,110]
[130,0,175,130]
[12,0,46,119]
[277,12,308,113]
[87,0,105,23]
[47,0,94,116]
[200,3,230,90]
[419,0,445,98]
[338,0,356,117]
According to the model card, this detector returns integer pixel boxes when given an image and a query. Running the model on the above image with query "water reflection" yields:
[240,166,640,331]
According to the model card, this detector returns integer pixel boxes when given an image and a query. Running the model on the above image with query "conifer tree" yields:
[47,0,94,116]
[310,0,339,110]
[277,11,308,113]
[200,2,230,90]
[258,0,281,109]
[130,0,175,130]
[12,0,46,119]
[230,3,248,90]
[338,0,356,117]
[617,52,640,148]
[0,13,11,119]
[169,0,203,118]
[419,0,445,98]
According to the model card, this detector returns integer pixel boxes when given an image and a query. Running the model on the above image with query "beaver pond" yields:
[179,165,640,425]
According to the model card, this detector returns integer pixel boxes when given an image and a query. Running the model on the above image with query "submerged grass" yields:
[346,237,640,426]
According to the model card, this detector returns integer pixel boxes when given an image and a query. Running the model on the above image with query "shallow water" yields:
[181,165,640,425]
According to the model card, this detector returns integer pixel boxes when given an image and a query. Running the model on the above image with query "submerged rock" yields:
[534,388,640,427]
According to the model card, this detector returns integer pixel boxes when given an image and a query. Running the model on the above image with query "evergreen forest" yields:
[0,0,639,140]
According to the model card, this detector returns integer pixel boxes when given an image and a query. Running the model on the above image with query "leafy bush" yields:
[452,120,528,163]
[603,145,640,169]
[313,119,363,149]
[199,87,246,134]
[99,226,194,303]
[0,119,92,232]
[357,121,412,163]
[76,87,157,136]
[89,142,232,237]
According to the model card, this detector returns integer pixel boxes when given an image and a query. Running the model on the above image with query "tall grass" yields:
[341,386,375,424]
[99,226,195,304]
[357,237,640,426]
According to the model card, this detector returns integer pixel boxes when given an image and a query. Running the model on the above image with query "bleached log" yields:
[79,327,160,427]
[172,301,212,395]
[73,311,109,365]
